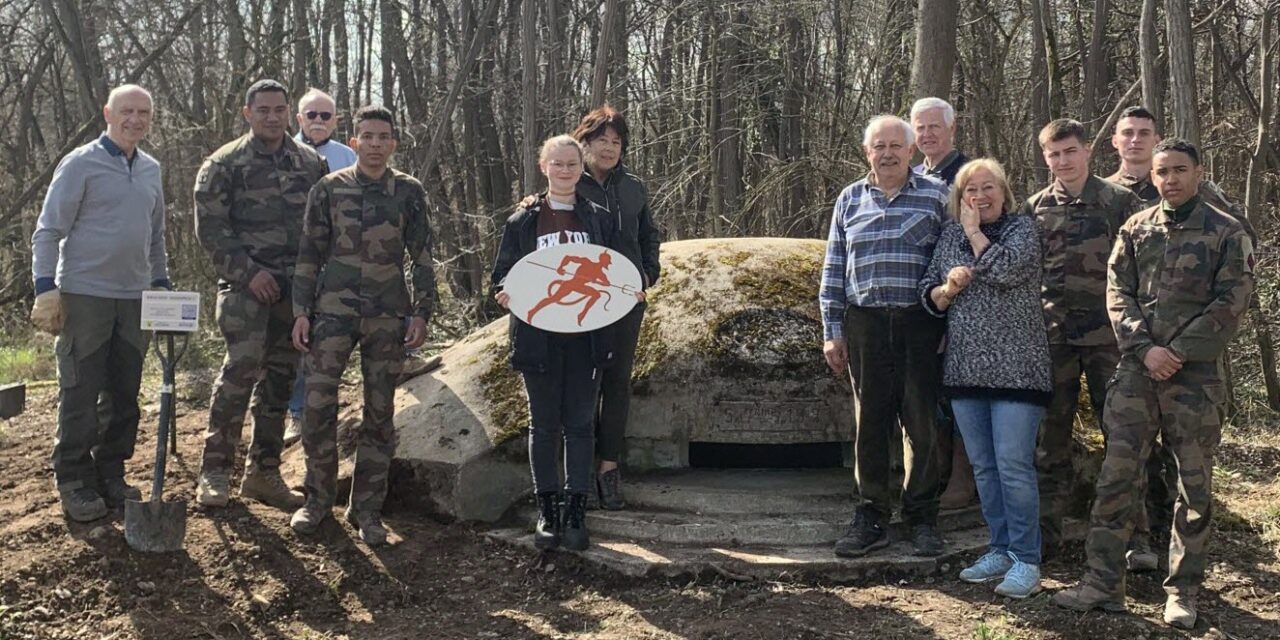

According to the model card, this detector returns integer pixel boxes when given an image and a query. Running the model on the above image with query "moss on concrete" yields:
[477,341,529,446]
[731,249,823,311]
[632,314,669,383]
[718,251,752,267]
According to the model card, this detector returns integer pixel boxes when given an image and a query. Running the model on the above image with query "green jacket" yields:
[194,134,328,288]
[293,166,437,321]
[1107,197,1254,366]
[1021,175,1144,346]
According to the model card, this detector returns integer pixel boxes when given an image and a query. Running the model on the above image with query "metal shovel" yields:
[125,332,188,552]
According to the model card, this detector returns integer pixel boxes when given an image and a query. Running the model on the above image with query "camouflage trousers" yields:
[201,288,296,475]
[301,315,404,514]
[1082,362,1223,599]
[1037,344,1118,546]
[1037,344,1175,549]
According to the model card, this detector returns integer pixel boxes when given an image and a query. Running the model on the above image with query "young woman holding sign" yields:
[490,135,643,552]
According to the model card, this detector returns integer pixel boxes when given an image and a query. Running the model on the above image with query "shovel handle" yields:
[150,333,185,504]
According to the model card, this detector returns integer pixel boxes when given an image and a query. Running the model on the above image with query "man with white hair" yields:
[295,88,357,169]
[286,88,357,444]
[820,115,949,559]
[31,84,170,521]
[909,96,975,511]
[910,97,969,185]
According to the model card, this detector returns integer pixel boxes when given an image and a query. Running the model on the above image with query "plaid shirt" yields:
[820,172,949,340]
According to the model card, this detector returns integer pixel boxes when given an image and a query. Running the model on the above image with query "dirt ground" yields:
[1,383,1278,640]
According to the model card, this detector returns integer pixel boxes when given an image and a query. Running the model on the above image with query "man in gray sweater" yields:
[30,84,170,522]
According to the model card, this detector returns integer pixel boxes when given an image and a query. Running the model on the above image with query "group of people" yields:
[30,77,1254,630]
[30,80,660,552]
[821,98,1254,628]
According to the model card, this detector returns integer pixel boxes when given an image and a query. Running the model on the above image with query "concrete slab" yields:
[623,468,852,515]
[485,525,992,581]
[515,503,985,546]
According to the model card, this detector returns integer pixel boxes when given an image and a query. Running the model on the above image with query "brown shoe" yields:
[939,439,976,510]
[1052,583,1128,613]
[239,468,304,510]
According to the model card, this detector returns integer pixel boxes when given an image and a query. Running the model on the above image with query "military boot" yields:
[196,470,231,507]
[1163,595,1197,629]
[100,476,142,508]
[346,509,389,547]
[1126,534,1159,572]
[1052,583,1128,613]
[290,502,331,535]
[60,487,108,522]
[239,467,304,510]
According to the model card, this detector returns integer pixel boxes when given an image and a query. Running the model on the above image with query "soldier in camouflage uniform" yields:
[1054,138,1254,629]
[288,105,435,546]
[194,80,329,509]
[1106,106,1256,555]
[1020,119,1145,561]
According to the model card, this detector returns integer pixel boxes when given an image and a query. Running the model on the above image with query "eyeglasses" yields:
[304,111,333,121]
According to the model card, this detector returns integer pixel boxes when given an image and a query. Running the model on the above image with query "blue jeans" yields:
[951,397,1045,564]
[288,368,306,417]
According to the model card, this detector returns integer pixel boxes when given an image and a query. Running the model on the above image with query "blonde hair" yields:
[949,158,1017,222]
[538,134,584,164]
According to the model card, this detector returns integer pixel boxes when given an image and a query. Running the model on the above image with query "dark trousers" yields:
[596,303,645,462]
[522,334,601,495]
[52,293,146,491]
[844,306,943,526]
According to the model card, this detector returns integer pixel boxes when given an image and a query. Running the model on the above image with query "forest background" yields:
[1,0,1278,419]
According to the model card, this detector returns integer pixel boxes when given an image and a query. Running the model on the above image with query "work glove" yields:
[31,289,63,335]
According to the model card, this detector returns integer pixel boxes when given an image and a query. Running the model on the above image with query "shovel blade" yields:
[124,499,188,552]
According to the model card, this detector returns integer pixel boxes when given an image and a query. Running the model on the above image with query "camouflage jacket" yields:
[293,166,437,321]
[1107,197,1254,367]
[1107,169,1258,242]
[194,134,328,288]
[1020,175,1144,346]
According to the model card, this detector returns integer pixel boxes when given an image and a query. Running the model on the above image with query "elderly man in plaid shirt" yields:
[820,114,949,559]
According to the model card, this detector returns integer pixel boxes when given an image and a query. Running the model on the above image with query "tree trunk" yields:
[292,0,311,96]
[1081,0,1109,123]
[1139,0,1163,123]
[1165,0,1199,146]
[910,0,959,99]
[1029,0,1051,183]
[333,0,351,122]
[521,0,540,191]
[591,0,620,107]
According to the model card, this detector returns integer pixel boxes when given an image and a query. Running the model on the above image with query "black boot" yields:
[560,492,590,551]
[534,492,561,550]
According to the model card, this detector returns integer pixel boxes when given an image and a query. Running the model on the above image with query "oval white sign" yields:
[504,243,642,333]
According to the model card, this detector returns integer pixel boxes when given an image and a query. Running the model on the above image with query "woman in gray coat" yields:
[920,158,1052,599]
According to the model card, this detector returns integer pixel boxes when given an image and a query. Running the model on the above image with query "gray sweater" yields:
[31,135,168,299]
[919,215,1052,404]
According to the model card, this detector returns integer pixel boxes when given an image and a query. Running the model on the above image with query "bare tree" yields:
[910,0,959,99]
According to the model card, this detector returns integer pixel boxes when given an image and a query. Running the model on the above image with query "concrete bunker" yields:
[387,238,852,521]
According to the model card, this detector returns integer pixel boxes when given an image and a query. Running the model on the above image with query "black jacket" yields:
[490,193,619,373]
[577,165,661,288]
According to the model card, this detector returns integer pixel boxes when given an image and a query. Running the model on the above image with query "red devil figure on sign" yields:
[505,243,643,333]
[526,251,618,325]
